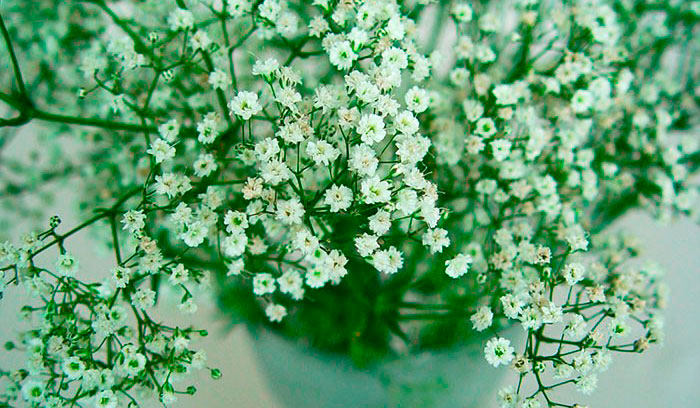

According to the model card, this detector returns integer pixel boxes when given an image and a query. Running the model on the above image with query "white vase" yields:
[249,327,508,408]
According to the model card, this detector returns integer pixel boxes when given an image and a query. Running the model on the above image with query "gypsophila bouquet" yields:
[0,0,699,407]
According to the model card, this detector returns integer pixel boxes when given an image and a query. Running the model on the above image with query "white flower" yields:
[277,121,308,144]
[422,228,450,254]
[178,298,198,314]
[62,356,85,380]
[571,89,593,113]
[381,47,408,70]
[357,114,386,145]
[386,16,405,40]
[94,390,118,408]
[307,140,340,165]
[396,134,431,165]
[292,229,319,255]
[252,58,279,78]
[158,119,180,142]
[348,27,369,48]
[276,87,302,109]
[261,159,292,185]
[493,84,517,105]
[222,232,247,258]
[227,259,245,276]
[168,9,193,31]
[355,233,379,257]
[565,225,589,251]
[324,185,353,212]
[181,221,208,247]
[565,314,587,338]
[484,337,515,367]
[325,249,348,284]
[395,189,419,215]
[576,373,598,395]
[394,110,419,136]
[224,210,249,233]
[309,15,329,37]
[306,268,330,288]
[372,246,403,274]
[562,262,586,285]
[56,253,79,277]
[112,266,131,289]
[229,91,262,120]
[147,138,175,163]
[169,264,189,286]
[404,86,429,113]
[208,69,230,90]
[520,397,541,408]
[189,30,212,50]
[255,137,281,162]
[21,379,44,403]
[475,117,497,137]
[445,253,472,278]
[349,144,378,177]
[278,270,304,300]
[361,176,392,204]
[265,303,287,322]
[121,352,147,376]
[471,305,493,331]
[193,153,218,178]
[496,386,518,408]
[369,210,392,235]
[276,198,305,225]
[329,40,357,70]
[452,3,473,22]
[253,273,276,295]
[197,112,223,144]
[131,288,156,310]
[490,139,512,162]
[154,172,190,198]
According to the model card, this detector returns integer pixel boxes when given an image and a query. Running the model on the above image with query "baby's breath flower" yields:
[265,303,287,322]
[329,40,357,70]
[169,9,194,31]
[485,337,515,367]
[228,91,262,120]
[56,253,79,277]
[147,138,176,163]
[471,306,494,331]
[253,273,276,296]
[445,253,472,278]
[324,185,353,213]
[131,288,156,310]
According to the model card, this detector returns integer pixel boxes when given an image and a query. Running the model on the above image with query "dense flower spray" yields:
[0,0,698,407]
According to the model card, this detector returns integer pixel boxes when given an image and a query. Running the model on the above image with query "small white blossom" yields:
[324,185,353,212]
[147,138,175,163]
[372,247,403,275]
[329,40,357,70]
[445,253,472,278]
[484,337,515,367]
[265,303,287,322]
[229,91,262,120]
[471,306,494,331]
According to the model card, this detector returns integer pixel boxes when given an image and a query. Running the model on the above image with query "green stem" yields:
[33,108,157,132]
[0,14,29,99]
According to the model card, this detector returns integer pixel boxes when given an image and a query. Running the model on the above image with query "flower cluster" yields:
[0,0,698,407]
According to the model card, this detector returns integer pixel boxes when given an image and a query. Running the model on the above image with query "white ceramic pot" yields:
[249,327,509,408]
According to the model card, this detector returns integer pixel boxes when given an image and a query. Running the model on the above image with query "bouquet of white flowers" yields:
[0,0,698,407]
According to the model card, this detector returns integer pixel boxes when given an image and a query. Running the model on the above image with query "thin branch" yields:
[0,14,29,100]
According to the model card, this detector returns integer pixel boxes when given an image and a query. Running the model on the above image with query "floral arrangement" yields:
[0,0,698,407]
